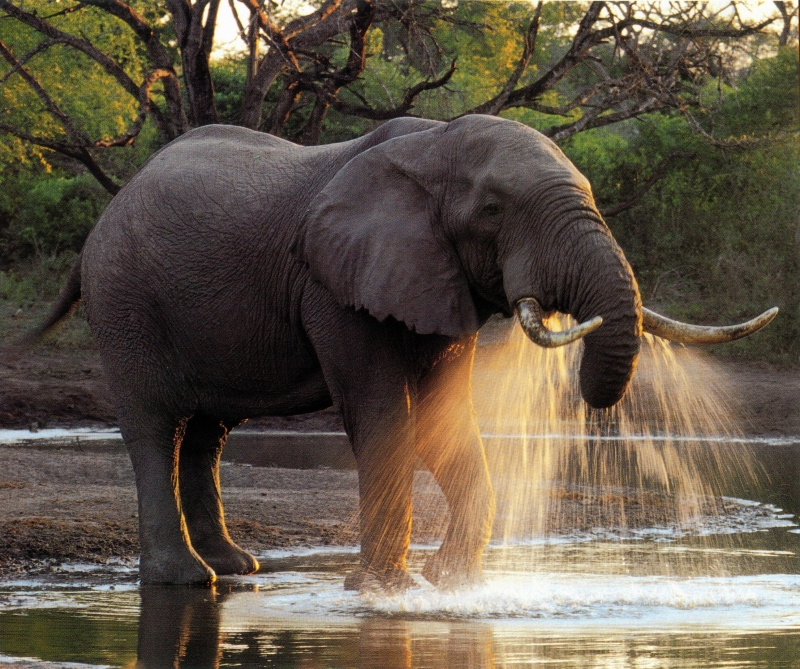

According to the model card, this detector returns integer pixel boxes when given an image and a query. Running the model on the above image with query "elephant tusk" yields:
[515,297,603,348]
[641,306,779,344]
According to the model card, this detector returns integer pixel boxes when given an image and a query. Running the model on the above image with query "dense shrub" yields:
[4,175,110,259]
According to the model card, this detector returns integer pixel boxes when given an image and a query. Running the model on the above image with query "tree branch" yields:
[2,0,186,139]
[468,1,542,116]
[463,1,783,120]
[301,0,375,144]
[0,40,88,145]
[544,97,662,142]
[0,38,57,85]
[167,0,219,126]
[331,58,456,120]
[94,69,177,147]
[0,120,121,194]
[0,0,139,99]
[601,151,696,218]
[82,0,186,135]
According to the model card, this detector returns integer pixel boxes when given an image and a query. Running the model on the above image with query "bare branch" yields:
[94,69,177,147]
[331,59,456,120]
[80,1,186,135]
[301,0,375,144]
[262,80,302,134]
[0,122,120,194]
[464,1,607,116]
[167,0,219,126]
[39,3,88,21]
[0,0,140,99]
[601,151,697,218]
[0,39,57,86]
[773,1,795,45]
[2,0,186,138]
[469,2,542,116]
[544,97,663,142]
[0,40,88,146]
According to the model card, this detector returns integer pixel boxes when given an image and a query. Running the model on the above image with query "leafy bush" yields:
[4,174,110,259]
[563,48,800,364]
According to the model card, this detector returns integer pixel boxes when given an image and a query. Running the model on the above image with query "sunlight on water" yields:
[4,541,800,669]
[447,317,763,574]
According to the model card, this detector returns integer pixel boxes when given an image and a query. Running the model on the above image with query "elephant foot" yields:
[194,540,259,576]
[422,551,484,590]
[139,550,216,586]
[344,565,416,594]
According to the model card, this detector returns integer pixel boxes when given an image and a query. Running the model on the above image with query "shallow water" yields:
[2,506,800,668]
[3,326,799,667]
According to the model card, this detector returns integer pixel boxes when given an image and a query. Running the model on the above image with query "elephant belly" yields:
[196,367,332,421]
[186,324,333,421]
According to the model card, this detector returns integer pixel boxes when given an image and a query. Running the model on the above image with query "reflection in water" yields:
[133,587,499,669]
[360,620,412,669]
[357,620,497,669]
[136,586,223,668]
[116,541,800,669]
[2,539,800,669]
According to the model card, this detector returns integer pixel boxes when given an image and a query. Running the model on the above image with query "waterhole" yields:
[2,321,799,667]
[2,528,800,668]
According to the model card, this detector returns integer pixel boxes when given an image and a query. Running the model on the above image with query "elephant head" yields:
[298,115,776,409]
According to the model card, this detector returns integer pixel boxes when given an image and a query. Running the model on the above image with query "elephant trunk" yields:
[504,204,641,409]
[567,225,641,409]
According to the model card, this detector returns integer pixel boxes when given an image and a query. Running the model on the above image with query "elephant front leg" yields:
[415,341,495,589]
[302,294,418,593]
[344,423,417,593]
[416,428,494,589]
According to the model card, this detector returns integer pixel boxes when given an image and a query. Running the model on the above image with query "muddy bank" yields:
[2,437,782,581]
[1,329,798,580]
[0,443,360,579]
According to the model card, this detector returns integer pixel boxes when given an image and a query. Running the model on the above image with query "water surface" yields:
[3,517,800,668]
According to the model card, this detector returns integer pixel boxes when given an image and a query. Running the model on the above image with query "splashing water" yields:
[425,315,764,574]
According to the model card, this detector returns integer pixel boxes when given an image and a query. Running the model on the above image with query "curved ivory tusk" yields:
[642,306,778,344]
[515,297,603,348]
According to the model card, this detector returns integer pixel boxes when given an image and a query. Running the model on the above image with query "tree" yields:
[0,1,794,195]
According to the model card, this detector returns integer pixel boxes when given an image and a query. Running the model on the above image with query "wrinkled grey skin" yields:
[48,115,642,587]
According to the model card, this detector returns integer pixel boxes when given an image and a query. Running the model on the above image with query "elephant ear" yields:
[296,130,479,338]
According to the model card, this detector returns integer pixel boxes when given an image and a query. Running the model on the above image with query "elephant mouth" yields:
[514,297,778,348]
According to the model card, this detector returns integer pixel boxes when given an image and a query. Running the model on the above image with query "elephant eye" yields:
[481,203,502,217]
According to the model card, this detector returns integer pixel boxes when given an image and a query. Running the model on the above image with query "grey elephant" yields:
[26,115,776,588]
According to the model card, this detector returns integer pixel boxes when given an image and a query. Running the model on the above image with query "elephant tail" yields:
[5,253,83,357]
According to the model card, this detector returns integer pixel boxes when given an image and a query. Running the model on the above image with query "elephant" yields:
[24,114,776,589]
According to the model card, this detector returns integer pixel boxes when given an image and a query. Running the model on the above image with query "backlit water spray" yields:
[412,315,763,579]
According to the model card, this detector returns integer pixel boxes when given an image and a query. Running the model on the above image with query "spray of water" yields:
[435,315,761,575]
[334,315,764,581]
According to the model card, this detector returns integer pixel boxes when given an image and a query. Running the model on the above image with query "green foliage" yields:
[212,57,248,125]
[564,48,800,364]
[2,174,110,260]
[711,46,800,138]
[0,5,140,148]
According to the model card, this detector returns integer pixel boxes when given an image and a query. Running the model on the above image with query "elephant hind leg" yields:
[121,412,216,585]
[179,413,259,576]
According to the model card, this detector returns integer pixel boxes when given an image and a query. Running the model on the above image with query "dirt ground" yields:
[0,341,798,580]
